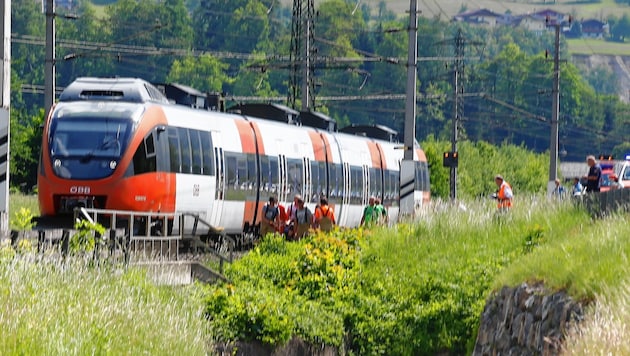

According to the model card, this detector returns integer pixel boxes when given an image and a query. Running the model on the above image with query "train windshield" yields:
[48,116,133,180]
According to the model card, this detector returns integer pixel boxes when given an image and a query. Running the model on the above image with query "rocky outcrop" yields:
[474,283,584,355]
[572,54,630,103]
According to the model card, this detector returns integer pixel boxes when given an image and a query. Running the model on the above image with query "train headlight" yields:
[54,159,61,167]
[109,160,117,170]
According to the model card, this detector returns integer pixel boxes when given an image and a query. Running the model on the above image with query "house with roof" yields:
[581,19,608,38]
[531,9,569,25]
[513,14,548,35]
[453,9,504,27]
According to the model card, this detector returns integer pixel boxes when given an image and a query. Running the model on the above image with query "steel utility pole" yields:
[400,0,419,216]
[288,0,315,110]
[547,22,561,196]
[0,0,10,235]
[450,30,465,201]
[45,0,55,117]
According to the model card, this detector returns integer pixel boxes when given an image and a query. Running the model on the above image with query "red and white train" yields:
[38,77,430,235]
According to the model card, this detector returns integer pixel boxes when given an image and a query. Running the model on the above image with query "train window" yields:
[390,170,400,206]
[237,155,247,190]
[311,161,320,200]
[167,127,181,172]
[200,132,214,175]
[189,130,202,175]
[286,159,303,198]
[146,132,156,156]
[415,162,429,191]
[370,168,383,200]
[260,156,279,194]
[269,157,279,195]
[178,127,192,174]
[328,164,340,205]
[311,161,327,200]
[247,154,257,191]
[350,166,363,205]
[224,153,238,200]
[132,132,157,175]
[260,156,269,192]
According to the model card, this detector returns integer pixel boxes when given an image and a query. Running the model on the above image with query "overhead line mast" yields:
[288,0,316,110]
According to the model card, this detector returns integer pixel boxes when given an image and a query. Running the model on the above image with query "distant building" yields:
[513,14,548,35]
[581,19,608,38]
[453,9,504,27]
[530,9,569,25]
[454,7,578,36]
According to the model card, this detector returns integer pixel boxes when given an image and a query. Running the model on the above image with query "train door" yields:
[210,134,225,227]
[303,157,312,203]
[278,154,288,203]
[362,164,370,207]
[338,162,351,225]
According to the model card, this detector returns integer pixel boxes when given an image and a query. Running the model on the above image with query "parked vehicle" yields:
[614,160,630,188]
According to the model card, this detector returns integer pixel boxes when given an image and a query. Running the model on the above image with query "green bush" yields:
[201,197,591,354]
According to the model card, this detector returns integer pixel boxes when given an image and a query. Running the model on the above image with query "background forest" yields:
[9,0,630,198]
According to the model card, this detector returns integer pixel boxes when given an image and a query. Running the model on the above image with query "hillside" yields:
[278,0,630,102]
[280,0,629,20]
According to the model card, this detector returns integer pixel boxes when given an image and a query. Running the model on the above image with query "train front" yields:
[38,100,143,216]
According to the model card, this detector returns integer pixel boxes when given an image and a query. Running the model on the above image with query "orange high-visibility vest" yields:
[497,181,513,209]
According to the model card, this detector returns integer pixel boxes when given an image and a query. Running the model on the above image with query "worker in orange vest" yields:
[492,174,513,211]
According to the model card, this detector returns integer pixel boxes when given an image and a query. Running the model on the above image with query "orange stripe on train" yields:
[366,141,382,169]
[308,131,326,161]
[375,142,387,170]
[320,133,333,162]
[248,121,266,156]
[234,119,257,154]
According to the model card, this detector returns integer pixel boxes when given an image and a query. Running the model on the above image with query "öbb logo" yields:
[70,186,91,194]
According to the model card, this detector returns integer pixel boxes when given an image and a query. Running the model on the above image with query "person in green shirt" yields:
[374,198,388,225]
[360,196,377,226]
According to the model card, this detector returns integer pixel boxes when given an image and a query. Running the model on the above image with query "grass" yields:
[568,38,630,55]
[0,258,209,355]
[7,192,630,352]
[492,209,630,300]
[563,279,630,355]
[9,193,38,218]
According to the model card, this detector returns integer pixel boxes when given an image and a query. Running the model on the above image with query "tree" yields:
[57,1,115,86]
[167,54,233,93]
[611,13,630,42]
[10,109,44,192]
[107,0,194,82]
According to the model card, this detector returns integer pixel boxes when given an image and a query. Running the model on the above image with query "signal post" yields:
[400,0,419,217]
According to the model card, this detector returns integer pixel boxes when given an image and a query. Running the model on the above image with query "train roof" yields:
[59,77,169,104]
[339,124,399,142]
[228,103,299,125]
[299,110,337,132]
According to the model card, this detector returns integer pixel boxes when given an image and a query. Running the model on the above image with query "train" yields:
[37,77,430,236]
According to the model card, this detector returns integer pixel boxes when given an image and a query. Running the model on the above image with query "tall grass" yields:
[0,257,208,355]
[9,193,39,217]
[493,207,630,300]
[563,279,630,355]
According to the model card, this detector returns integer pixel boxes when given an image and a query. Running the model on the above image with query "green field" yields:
[568,38,630,55]
[278,0,630,19]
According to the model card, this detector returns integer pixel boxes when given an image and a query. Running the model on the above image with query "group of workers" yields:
[259,194,390,240]
[259,194,337,240]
